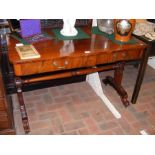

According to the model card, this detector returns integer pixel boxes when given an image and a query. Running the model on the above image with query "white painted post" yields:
[86,72,121,119]
[148,56,155,69]
[140,130,149,135]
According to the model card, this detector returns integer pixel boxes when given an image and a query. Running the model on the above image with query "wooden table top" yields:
[7,27,147,65]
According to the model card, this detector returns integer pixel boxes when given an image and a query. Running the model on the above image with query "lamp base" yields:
[60,19,78,37]
[60,28,78,37]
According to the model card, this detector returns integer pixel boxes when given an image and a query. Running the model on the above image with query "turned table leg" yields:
[103,62,130,107]
[15,77,30,133]
[131,45,151,104]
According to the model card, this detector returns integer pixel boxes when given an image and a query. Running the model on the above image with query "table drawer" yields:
[0,98,6,111]
[13,49,143,76]
[41,57,85,73]
[39,58,71,72]
[14,61,43,76]
[14,57,86,76]
[109,49,143,63]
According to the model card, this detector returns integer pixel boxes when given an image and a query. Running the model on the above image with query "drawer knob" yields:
[52,60,69,69]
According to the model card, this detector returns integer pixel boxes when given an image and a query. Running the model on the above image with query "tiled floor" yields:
[12,65,155,135]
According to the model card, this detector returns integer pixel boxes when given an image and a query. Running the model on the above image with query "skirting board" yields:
[147,56,155,69]
[86,72,121,119]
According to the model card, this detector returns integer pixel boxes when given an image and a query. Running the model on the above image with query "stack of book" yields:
[15,44,40,60]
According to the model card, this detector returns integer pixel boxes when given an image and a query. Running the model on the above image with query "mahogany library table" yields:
[7,27,149,133]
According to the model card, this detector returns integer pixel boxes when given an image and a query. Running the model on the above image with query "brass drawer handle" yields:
[52,60,69,69]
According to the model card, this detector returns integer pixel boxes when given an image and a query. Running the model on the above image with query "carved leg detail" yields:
[103,62,130,107]
[15,77,30,133]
